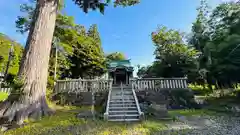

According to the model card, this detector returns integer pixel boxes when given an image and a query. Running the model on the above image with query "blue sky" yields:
[0,0,225,76]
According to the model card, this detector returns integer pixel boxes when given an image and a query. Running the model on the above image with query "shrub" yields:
[168,88,201,109]
[189,84,213,95]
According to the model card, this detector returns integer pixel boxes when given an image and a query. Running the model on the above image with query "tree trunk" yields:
[0,0,58,125]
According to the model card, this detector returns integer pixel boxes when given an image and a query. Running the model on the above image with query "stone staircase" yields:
[104,85,143,122]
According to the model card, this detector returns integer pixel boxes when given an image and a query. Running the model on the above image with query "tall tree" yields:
[106,52,126,61]
[0,0,139,124]
[189,0,210,52]
[188,1,240,88]
[188,0,211,85]
[70,24,106,79]
[0,33,23,76]
[205,2,240,87]
[15,0,107,86]
[151,26,199,79]
[16,1,75,87]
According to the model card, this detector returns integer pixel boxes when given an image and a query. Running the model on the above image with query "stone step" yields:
[108,118,140,122]
[112,88,131,91]
[123,89,132,91]
[110,100,135,103]
[111,93,133,96]
[110,101,135,104]
[112,89,132,91]
[109,110,138,115]
[109,104,136,107]
[112,87,132,90]
[110,96,134,100]
[108,114,140,120]
[111,91,132,93]
[111,91,133,94]
[109,107,137,111]
[112,88,132,91]
[110,98,135,101]
[110,99,135,102]
[111,94,134,96]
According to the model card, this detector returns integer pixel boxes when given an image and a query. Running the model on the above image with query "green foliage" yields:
[189,1,240,88]
[168,109,216,117]
[114,0,140,7]
[139,1,240,90]
[5,73,16,85]
[106,52,126,61]
[73,0,140,13]
[4,105,168,135]
[0,33,23,76]
[0,56,3,63]
[69,24,107,78]
[168,89,200,109]
[15,1,35,34]
[188,0,210,52]
[137,65,151,78]
[10,77,24,95]
[139,26,199,79]
[0,92,9,101]
[189,84,214,95]
[16,1,107,81]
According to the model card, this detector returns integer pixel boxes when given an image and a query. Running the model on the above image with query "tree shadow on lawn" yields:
[203,94,240,114]
[5,94,239,135]
[4,105,170,135]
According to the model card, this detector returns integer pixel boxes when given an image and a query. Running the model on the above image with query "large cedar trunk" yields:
[0,0,58,124]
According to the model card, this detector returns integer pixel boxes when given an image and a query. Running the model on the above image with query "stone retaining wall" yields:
[136,89,198,109]
[52,91,108,106]
[52,88,198,118]
[136,89,199,119]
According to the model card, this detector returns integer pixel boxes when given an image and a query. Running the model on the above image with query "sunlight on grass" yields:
[96,120,167,135]
[168,109,217,117]
[0,92,9,101]
[4,103,168,135]
[4,108,85,135]
[189,84,216,90]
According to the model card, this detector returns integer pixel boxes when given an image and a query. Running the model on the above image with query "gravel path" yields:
[159,115,240,135]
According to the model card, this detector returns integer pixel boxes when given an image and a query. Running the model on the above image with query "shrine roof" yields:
[108,60,133,68]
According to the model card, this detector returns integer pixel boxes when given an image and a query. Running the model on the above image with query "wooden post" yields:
[54,48,58,82]
[91,81,95,120]
[92,91,95,120]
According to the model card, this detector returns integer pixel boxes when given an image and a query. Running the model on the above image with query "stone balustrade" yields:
[55,79,113,93]
[55,78,188,93]
[130,77,188,91]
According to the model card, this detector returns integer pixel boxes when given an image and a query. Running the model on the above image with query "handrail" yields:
[56,78,113,82]
[130,78,188,91]
[56,79,113,93]
[136,77,188,80]
[132,85,144,117]
[104,80,113,120]
[121,82,125,120]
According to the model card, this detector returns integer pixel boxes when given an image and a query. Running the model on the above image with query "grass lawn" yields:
[0,92,169,135]
[4,105,168,135]
[2,91,238,135]
[168,109,217,117]
[0,92,9,101]
[5,105,224,135]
